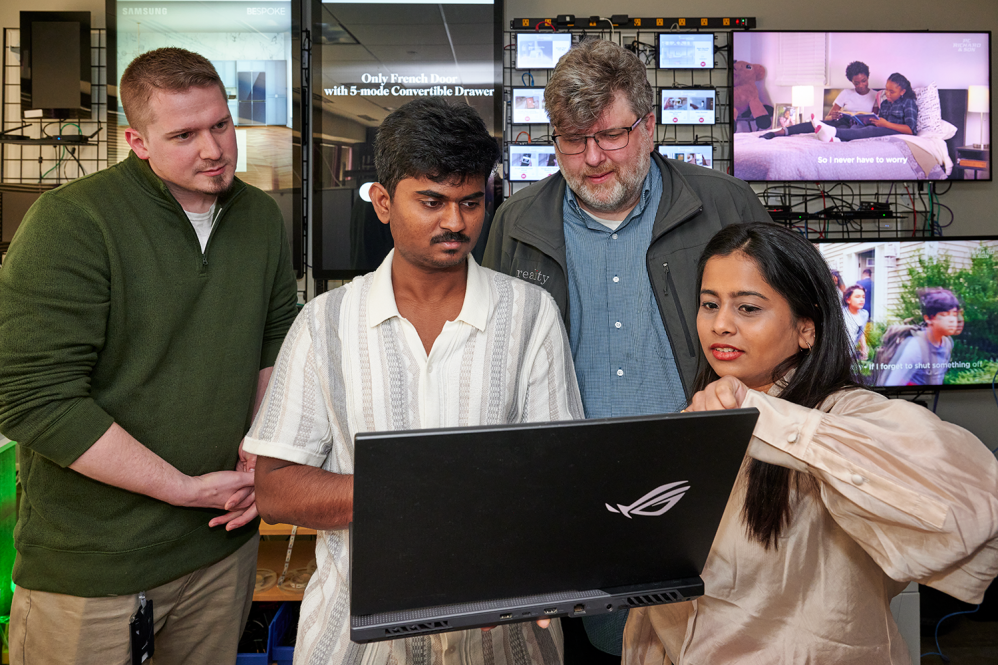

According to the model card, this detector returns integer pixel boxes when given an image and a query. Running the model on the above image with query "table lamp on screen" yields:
[967,85,989,148]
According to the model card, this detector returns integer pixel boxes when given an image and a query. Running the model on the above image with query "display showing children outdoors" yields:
[813,239,998,388]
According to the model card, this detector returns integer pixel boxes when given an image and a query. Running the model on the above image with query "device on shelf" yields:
[507,143,559,181]
[656,33,714,69]
[511,87,550,125]
[660,88,717,125]
[657,144,714,168]
[515,33,572,69]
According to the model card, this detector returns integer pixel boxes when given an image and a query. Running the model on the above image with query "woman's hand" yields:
[687,376,750,412]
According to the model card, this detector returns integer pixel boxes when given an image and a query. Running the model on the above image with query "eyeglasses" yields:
[551,115,646,155]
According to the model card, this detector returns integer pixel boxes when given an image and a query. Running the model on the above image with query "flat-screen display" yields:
[731,31,992,182]
[507,143,559,181]
[811,237,998,389]
[516,33,572,69]
[657,144,713,168]
[20,12,92,119]
[660,88,716,125]
[511,87,549,124]
[657,33,714,69]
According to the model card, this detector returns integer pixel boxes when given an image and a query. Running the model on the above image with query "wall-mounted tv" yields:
[660,88,716,125]
[511,87,549,125]
[657,33,714,69]
[515,32,572,70]
[19,11,92,119]
[507,143,558,182]
[731,31,991,182]
[657,144,713,168]
[812,236,998,390]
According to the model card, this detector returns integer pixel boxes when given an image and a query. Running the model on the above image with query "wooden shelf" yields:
[260,520,316,536]
[254,539,316,602]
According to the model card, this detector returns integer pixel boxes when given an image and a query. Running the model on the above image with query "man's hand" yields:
[686,376,749,412]
[209,438,261,530]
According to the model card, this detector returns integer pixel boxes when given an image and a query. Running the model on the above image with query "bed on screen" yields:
[733,86,967,181]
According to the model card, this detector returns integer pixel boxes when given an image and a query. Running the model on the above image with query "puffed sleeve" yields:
[741,388,998,603]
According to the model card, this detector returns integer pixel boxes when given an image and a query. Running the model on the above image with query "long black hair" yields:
[887,72,917,101]
[692,223,860,548]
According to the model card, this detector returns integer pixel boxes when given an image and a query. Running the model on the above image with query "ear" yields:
[369,182,392,226]
[797,318,816,351]
[124,127,150,160]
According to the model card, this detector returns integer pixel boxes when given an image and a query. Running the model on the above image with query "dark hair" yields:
[845,61,870,81]
[887,73,917,101]
[829,269,843,287]
[918,287,961,318]
[842,284,865,307]
[862,268,872,277]
[121,48,227,132]
[374,97,501,197]
[693,223,859,549]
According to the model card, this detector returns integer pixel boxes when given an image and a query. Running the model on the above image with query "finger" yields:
[716,382,740,409]
[535,618,550,629]
[225,486,255,511]
[687,392,705,412]
[226,502,260,531]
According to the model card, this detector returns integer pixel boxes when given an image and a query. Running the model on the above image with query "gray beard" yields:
[562,148,651,216]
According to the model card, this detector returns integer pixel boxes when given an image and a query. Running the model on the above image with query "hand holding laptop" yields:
[686,376,749,412]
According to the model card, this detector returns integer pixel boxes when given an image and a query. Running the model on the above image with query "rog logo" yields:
[605,481,690,518]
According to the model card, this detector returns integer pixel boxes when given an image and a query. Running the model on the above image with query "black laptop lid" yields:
[351,409,757,617]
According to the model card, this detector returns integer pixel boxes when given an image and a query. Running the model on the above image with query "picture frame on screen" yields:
[657,144,714,168]
[811,236,998,390]
[507,143,559,182]
[660,88,717,125]
[731,31,992,182]
[511,87,549,125]
[515,33,572,70]
[656,33,714,69]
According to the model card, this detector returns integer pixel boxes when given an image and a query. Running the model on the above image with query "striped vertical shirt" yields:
[244,251,584,665]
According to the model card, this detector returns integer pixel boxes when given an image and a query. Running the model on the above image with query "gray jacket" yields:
[482,153,772,398]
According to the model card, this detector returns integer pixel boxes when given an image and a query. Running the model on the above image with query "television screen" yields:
[657,33,714,69]
[811,237,998,389]
[731,31,992,182]
[507,143,559,181]
[20,12,92,119]
[660,88,716,125]
[657,144,713,168]
[511,87,549,125]
[516,33,572,69]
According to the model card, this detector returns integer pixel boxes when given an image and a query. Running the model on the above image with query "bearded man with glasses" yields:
[483,37,772,663]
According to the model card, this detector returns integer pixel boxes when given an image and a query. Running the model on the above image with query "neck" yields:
[576,193,640,223]
[166,182,217,213]
[391,254,469,305]
[925,328,945,345]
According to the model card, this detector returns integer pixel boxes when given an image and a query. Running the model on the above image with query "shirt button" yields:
[850,473,865,486]
[787,432,798,443]
[612,233,618,240]
[616,369,624,377]
[615,322,622,329]
[613,276,620,283]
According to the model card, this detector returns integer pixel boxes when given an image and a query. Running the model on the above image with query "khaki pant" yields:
[10,533,259,665]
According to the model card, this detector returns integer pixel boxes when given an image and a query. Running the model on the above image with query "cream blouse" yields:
[623,387,998,665]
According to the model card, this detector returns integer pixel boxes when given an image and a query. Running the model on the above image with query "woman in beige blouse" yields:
[624,223,998,665]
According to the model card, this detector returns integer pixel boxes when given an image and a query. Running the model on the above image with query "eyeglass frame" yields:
[550,114,650,155]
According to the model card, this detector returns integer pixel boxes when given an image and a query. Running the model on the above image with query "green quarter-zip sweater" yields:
[0,152,299,596]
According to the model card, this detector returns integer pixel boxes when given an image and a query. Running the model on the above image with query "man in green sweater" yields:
[0,48,298,664]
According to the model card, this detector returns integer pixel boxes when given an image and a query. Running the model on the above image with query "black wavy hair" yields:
[842,284,865,308]
[919,287,961,318]
[845,61,870,81]
[887,73,917,101]
[692,222,860,549]
[374,97,501,197]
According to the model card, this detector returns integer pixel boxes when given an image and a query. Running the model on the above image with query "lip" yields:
[709,343,744,361]
[200,166,226,177]
[436,240,465,251]
[586,171,615,185]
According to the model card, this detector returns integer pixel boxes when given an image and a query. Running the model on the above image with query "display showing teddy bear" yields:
[732,60,772,130]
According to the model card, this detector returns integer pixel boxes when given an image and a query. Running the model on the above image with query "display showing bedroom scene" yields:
[731,31,991,181]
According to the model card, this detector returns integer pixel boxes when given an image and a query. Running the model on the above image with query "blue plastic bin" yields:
[269,602,298,664]
[236,602,287,664]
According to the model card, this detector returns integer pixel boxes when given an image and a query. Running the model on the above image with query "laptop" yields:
[350,408,758,643]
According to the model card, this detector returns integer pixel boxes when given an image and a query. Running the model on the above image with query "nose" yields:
[711,306,737,336]
[439,202,466,232]
[198,131,223,161]
[583,136,606,166]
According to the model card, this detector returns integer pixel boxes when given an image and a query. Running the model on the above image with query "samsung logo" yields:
[122,7,168,15]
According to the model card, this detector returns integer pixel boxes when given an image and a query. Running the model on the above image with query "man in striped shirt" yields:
[245,97,584,665]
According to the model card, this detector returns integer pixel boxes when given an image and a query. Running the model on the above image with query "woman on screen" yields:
[842,284,869,359]
[623,223,998,665]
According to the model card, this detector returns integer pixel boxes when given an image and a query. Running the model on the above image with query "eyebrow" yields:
[414,189,484,201]
[700,289,769,299]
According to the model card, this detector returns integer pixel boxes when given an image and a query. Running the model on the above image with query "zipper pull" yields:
[202,254,208,267]
[662,262,670,296]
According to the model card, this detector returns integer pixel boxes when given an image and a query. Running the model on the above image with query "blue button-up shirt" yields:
[563,159,687,418]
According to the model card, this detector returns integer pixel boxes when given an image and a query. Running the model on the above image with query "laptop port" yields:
[543,608,559,615]
[606,604,614,611]
[499,613,512,620]
[574,604,585,614]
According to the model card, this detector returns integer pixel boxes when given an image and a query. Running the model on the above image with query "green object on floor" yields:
[0,438,16,617]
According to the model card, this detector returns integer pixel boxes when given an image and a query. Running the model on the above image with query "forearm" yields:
[255,455,354,530]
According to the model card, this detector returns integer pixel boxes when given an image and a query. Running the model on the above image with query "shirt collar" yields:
[367,249,490,332]
[564,157,659,231]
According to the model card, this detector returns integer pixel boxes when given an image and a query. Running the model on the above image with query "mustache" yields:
[431,231,471,244]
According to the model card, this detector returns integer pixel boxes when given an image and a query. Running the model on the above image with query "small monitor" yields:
[19,11,92,119]
[507,143,559,181]
[511,88,549,125]
[516,33,572,69]
[657,33,714,69]
[660,88,717,125]
[657,144,714,168]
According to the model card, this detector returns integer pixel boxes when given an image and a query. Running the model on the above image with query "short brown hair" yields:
[120,47,227,131]
[544,38,654,133]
